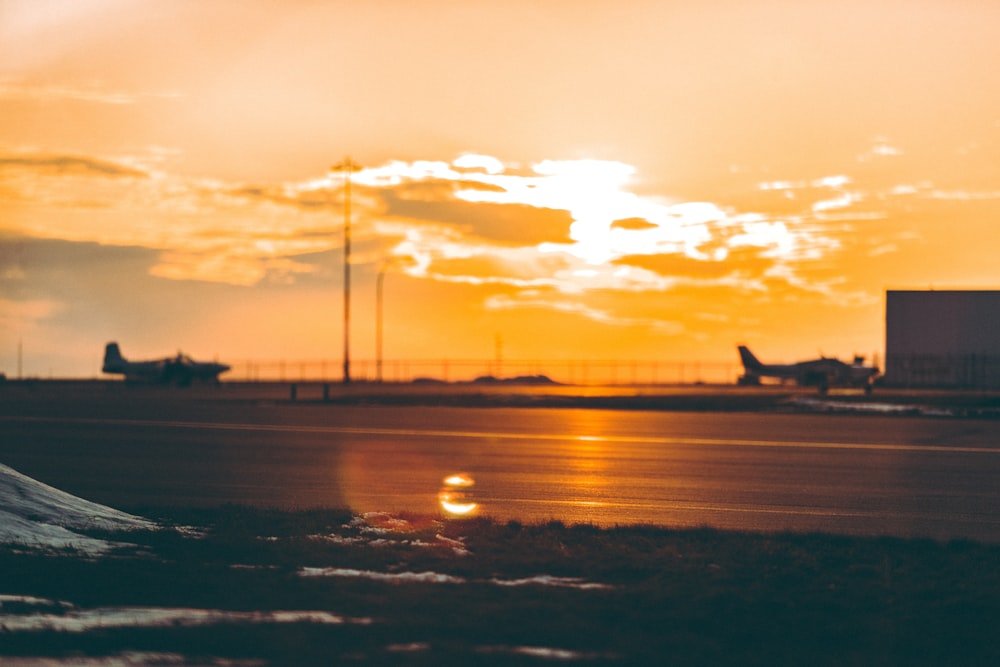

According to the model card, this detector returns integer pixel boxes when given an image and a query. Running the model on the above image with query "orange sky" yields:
[3,0,1000,378]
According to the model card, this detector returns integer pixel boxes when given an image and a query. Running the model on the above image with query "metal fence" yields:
[229,358,740,386]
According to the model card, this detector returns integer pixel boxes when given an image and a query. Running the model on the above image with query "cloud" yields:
[0,150,862,307]
[616,247,773,283]
[485,292,685,335]
[1,152,344,286]
[227,184,338,211]
[383,193,575,246]
[0,80,183,105]
[0,236,166,368]
[0,296,60,332]
[150,248,320,287]
[404,242,573,289]
[858,137,903,162]
[0,153,147,178]
[0,235,160,300]
[611,217,658,231]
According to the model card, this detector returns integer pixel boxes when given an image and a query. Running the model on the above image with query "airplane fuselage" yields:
[737,345,878,394]
[102,342,229,385]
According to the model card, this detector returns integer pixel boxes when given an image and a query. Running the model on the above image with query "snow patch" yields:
[475,644,617,660]
[299,513,465,552]
[299,567,614,590]
[489,575,613,590]
[788,397,957,417]
[0,653,231,667]
[385,642,431,653]
[347,512,444,534]
[299,567,466,584]
[435,533,472,556]
[0,463,157,555]
[0,595,73,613]
[0,606,372,633]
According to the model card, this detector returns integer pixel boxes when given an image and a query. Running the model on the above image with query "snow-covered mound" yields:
[0,463,158,555]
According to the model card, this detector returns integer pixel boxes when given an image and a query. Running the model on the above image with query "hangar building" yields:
[885,290,1000,388]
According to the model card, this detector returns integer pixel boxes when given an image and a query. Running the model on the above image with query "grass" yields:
[2,506,999,665]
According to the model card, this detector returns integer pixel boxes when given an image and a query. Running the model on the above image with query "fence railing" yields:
[228,358,740,386]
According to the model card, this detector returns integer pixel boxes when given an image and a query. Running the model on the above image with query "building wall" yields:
[885,290,1000,388]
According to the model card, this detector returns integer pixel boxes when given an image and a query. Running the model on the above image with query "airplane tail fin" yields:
[102,342,125,372]
[737,345,763,371]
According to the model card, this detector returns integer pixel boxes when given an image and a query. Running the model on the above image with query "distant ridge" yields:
[470,374,558,385]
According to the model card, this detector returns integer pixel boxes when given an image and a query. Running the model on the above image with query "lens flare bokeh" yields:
[439,473,478,517]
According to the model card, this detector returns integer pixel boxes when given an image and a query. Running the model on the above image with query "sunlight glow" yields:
[454,153,504,174]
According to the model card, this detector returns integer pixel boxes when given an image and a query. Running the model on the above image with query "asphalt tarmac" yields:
[3,381,1000,542]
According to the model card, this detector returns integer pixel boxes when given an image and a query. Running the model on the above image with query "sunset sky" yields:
[3,0,1000,378]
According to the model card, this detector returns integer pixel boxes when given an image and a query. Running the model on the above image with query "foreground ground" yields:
[3,382,1000,664]
[2,506,999,666]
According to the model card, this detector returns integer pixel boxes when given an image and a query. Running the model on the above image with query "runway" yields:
[3,382,1000,542]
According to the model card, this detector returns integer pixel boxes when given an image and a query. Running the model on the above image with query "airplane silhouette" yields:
[737,345,878,394]
[102,342,229,385]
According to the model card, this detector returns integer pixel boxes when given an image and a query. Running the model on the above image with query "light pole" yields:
[332,157,361,384]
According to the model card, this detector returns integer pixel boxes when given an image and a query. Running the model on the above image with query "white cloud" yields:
[858,137,903,161]
[0,80,184,105]
[453,153,505,174]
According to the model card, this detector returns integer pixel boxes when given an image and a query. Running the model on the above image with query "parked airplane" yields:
[102,342,229,385]
[737,345,879,394]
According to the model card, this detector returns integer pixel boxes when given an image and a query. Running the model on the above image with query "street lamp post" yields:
[332,157,361,384]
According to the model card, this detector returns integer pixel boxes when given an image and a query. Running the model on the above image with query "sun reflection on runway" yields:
[551,412,620,520]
